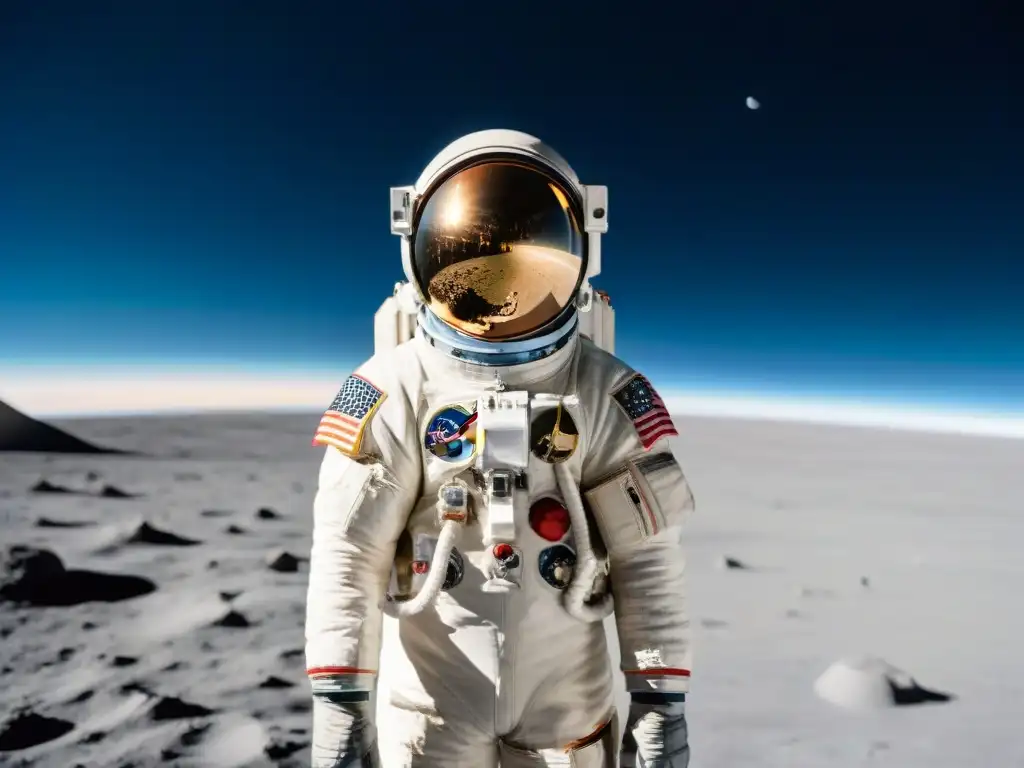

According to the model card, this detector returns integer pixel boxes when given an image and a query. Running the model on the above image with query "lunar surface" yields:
[427,245,580,339]
[2,402,1023,766]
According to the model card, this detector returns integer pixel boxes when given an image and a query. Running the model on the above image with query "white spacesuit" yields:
[306,130,695,767]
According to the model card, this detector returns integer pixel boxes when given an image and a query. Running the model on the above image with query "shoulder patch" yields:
[611,373,678,451]
[312,374,387,457]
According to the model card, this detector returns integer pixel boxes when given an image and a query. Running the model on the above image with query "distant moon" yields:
[746,96,760,110]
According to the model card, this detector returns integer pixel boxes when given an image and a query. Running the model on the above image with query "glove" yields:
[619,695,690,768]
[311,697,379,767]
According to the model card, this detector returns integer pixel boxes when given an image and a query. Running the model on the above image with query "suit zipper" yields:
[505,598,516,736]
[495,595,517,735]
[495,597,505,734]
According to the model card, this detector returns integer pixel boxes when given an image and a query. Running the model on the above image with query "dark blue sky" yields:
[0,0,1020,411]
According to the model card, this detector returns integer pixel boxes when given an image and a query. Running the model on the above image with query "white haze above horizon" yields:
[2,364,1022,440]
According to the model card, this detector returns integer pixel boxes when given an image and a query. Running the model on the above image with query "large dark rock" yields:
[31,479,77,495]
[36,517,95,529]
[265,739,307,760]
[0,546,156,606]
[266,550,300,573]
[126,522,201,547]
[258,675,295,689]
[212,610,251,628]
[99,485,138,499]
[0,399,125,454]
[0,709,76,751]
[150,696,215,721]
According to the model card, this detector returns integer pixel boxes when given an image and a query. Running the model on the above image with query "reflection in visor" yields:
[412,162,584,341]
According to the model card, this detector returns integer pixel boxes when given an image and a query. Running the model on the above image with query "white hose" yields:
[555,461,614,622]
[381,518,459,618]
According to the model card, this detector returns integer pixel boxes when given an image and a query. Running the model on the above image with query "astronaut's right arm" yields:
[305,375,419,767]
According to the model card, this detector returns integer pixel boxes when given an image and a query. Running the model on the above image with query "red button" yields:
[529,498,571,542]
[493,543,514,560]
[411,561,429,574]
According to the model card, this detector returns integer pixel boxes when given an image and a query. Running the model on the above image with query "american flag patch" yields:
[612,373,678,451]
[312,374,387,457]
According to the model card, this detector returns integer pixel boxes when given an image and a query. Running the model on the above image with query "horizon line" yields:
[2,369,1022,440]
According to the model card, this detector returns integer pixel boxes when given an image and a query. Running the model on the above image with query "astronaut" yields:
[305,130,695,766]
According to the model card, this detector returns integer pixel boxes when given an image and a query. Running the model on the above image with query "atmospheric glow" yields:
[1,365,1022,440]
[0,366,341,417]
[661,391,1024,440]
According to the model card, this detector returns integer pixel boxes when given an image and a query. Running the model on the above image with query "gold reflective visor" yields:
[412,161,584,341]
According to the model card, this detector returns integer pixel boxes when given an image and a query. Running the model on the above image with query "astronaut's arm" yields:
[305,374,418,766]
[582,374,694,767]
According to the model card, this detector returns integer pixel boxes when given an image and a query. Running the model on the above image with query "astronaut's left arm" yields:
[581,372,695,767]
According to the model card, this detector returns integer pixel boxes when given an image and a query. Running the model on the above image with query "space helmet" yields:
[390,130,608,346]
